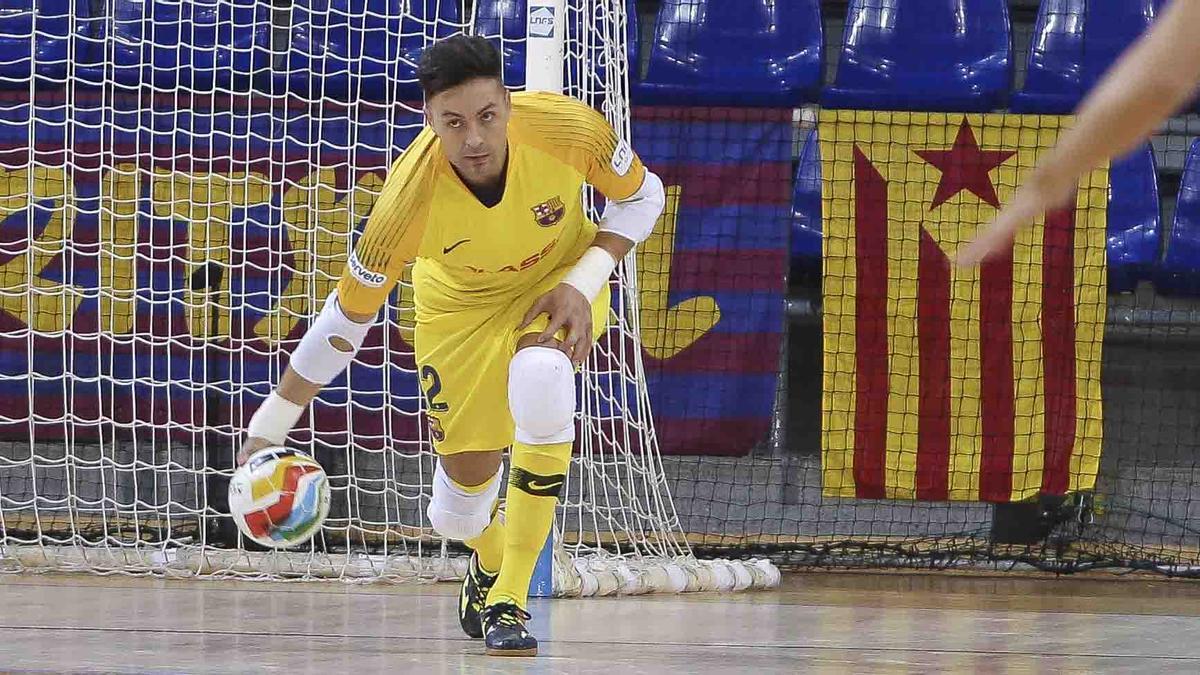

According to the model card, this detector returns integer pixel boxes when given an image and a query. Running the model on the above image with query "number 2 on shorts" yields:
[421,365,449,413]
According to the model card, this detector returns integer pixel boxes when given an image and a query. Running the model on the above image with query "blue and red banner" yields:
[0,91,424,449]
[0,92,789,457]
[631,107,791,455]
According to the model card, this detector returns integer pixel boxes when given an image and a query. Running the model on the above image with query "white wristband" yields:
[561,247,617,302]
[246,392,305,447]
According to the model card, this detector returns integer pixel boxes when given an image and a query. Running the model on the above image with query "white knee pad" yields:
[508,346,576,445]
[426,461,503,541]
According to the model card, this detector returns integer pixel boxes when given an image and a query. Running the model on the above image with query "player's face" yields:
[426,77,511,188]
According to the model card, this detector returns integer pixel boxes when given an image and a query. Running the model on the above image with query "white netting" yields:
[0,0,776,594]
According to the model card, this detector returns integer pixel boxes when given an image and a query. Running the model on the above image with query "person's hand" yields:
[520,283,593,367]
[957,178,1074,267]
[956,189,1046,267]
[237,436,275,466]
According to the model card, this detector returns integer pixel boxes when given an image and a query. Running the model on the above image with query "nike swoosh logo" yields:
[528,480,563,493]
[510,467,566,496]
[443,239,470,254]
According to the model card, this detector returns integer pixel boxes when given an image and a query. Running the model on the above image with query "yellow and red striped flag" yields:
[820,110,1107,502]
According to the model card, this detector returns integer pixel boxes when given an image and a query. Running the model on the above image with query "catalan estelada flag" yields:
[820,110,1107,502]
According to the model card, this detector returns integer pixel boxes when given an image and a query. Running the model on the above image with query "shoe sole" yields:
[486,647,538,657]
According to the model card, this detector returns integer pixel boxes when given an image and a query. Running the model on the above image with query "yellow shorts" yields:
[413,268,610,455]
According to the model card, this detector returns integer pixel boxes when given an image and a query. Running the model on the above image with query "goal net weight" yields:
[0,0,779,594]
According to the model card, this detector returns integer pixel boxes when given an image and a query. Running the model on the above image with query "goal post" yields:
[523,0,569,598]
[524,0,566,94]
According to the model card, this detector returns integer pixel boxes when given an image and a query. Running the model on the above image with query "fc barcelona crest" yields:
[428,415,445,443]
[531,196,565,227]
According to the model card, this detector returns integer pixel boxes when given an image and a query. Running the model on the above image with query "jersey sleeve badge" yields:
[610,138,634,177]
[347,250,388,288]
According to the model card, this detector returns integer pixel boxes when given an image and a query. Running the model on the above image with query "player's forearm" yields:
[1027,0,1200,204]
[562,171,665,299]
[245,296,377,445]
[275,304,374,406]
[592,231,635,261]
[273,367,326,409]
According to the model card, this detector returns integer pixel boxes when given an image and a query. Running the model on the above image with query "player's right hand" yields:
[237,436,274,466]
[520,283,593,367]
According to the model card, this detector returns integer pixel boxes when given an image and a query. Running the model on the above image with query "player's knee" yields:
[426,461,502,541]
[508,346,575,445]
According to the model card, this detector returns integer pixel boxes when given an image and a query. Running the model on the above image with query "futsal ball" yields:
[228,447,330,548]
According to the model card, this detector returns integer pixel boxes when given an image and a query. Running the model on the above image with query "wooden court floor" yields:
[3,570,1200,673]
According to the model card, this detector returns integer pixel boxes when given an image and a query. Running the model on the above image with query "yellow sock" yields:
[466,501,505,574]
[450,476,506,575]
[486,441,570,610]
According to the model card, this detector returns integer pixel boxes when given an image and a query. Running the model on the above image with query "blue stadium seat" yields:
[108,0,272,90]
[1159,140,1200,296]
[283,0,460,102]
[821,0,1011,112]
[473,0,637,92]
[0,0,104,86]
[1107,144,1160,293]
[634,0,822,106]
[1012,0,1163,114]
[472,0,525,87]
[791,126,822,285]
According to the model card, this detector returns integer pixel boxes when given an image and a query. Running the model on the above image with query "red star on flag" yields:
[916,119,1015,210]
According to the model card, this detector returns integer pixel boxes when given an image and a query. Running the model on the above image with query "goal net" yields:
[0,0,777,593]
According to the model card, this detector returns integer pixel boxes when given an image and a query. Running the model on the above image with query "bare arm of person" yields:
[238,306,378,463]
[238,302,387,465]
[957,0,1200,266]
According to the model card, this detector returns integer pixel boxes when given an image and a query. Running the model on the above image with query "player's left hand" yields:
[520,283,593,367]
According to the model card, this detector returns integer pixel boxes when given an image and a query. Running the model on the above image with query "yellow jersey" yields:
[336,92,647,316]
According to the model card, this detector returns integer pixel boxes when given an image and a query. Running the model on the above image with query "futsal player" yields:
[958,0,1200,266]
[238,35,664,657]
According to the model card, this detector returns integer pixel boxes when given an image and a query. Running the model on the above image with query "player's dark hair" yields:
[417,35,504,98]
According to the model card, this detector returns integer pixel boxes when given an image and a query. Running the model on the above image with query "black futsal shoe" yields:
[480,601,538,657]
[459,552,499,639]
